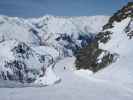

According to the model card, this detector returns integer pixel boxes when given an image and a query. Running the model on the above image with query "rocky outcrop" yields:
[103,2,133,30]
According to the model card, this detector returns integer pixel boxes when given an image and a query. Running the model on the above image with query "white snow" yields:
[0,15,108,86]
[0,15,109,58]
[97,51,107,63]
[95,17,133,85]
[34,67,60,86]
[0,15,133,100]
[0,39,60,85]
[0,57,133,100]
[32,46,59,59]
[30,15,109,34]
[99,18,132,54]
[74,69,93,78]
[0,16,40,45]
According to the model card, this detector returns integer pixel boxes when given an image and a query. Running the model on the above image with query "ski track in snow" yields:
[0,57,133,100]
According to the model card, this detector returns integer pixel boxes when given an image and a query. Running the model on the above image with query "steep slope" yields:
[76,2,133,76]
[94,3,133,84]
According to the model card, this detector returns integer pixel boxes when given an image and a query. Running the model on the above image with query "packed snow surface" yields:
[0,57,133,100]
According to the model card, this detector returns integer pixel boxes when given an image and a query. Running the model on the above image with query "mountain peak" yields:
[103,2,133,30]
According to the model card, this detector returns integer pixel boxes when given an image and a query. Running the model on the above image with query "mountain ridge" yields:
[76,2,133,78]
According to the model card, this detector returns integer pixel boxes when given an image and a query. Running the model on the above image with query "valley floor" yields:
[0,57,133,100]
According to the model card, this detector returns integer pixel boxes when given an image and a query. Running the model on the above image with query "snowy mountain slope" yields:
[76,2,133,72]
[29,15,109,57]
[29,15,109,46]
[0,57,133,100]
[0,15,41,45]
[0,40,60,85]
[0,15,108,86]
[93,2,133,84]
[0,15,109,57]
[0,2,133,100]
[75,2,133,85]
[95,17,133,84]
[29,15,109,34]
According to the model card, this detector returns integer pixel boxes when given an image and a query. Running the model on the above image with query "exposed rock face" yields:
[75,2,133,72]
[75,39,118,72]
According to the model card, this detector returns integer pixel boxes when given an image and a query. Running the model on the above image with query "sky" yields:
[0,0,132,17]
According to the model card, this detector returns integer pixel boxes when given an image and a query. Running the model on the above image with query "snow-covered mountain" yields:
[29,15,109,56]
[29,15,108,34]
[76,2,133,84]
[0,15,109,86]
[0,40,60,85]
[0,2,133,100]
[95,2,133,84]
